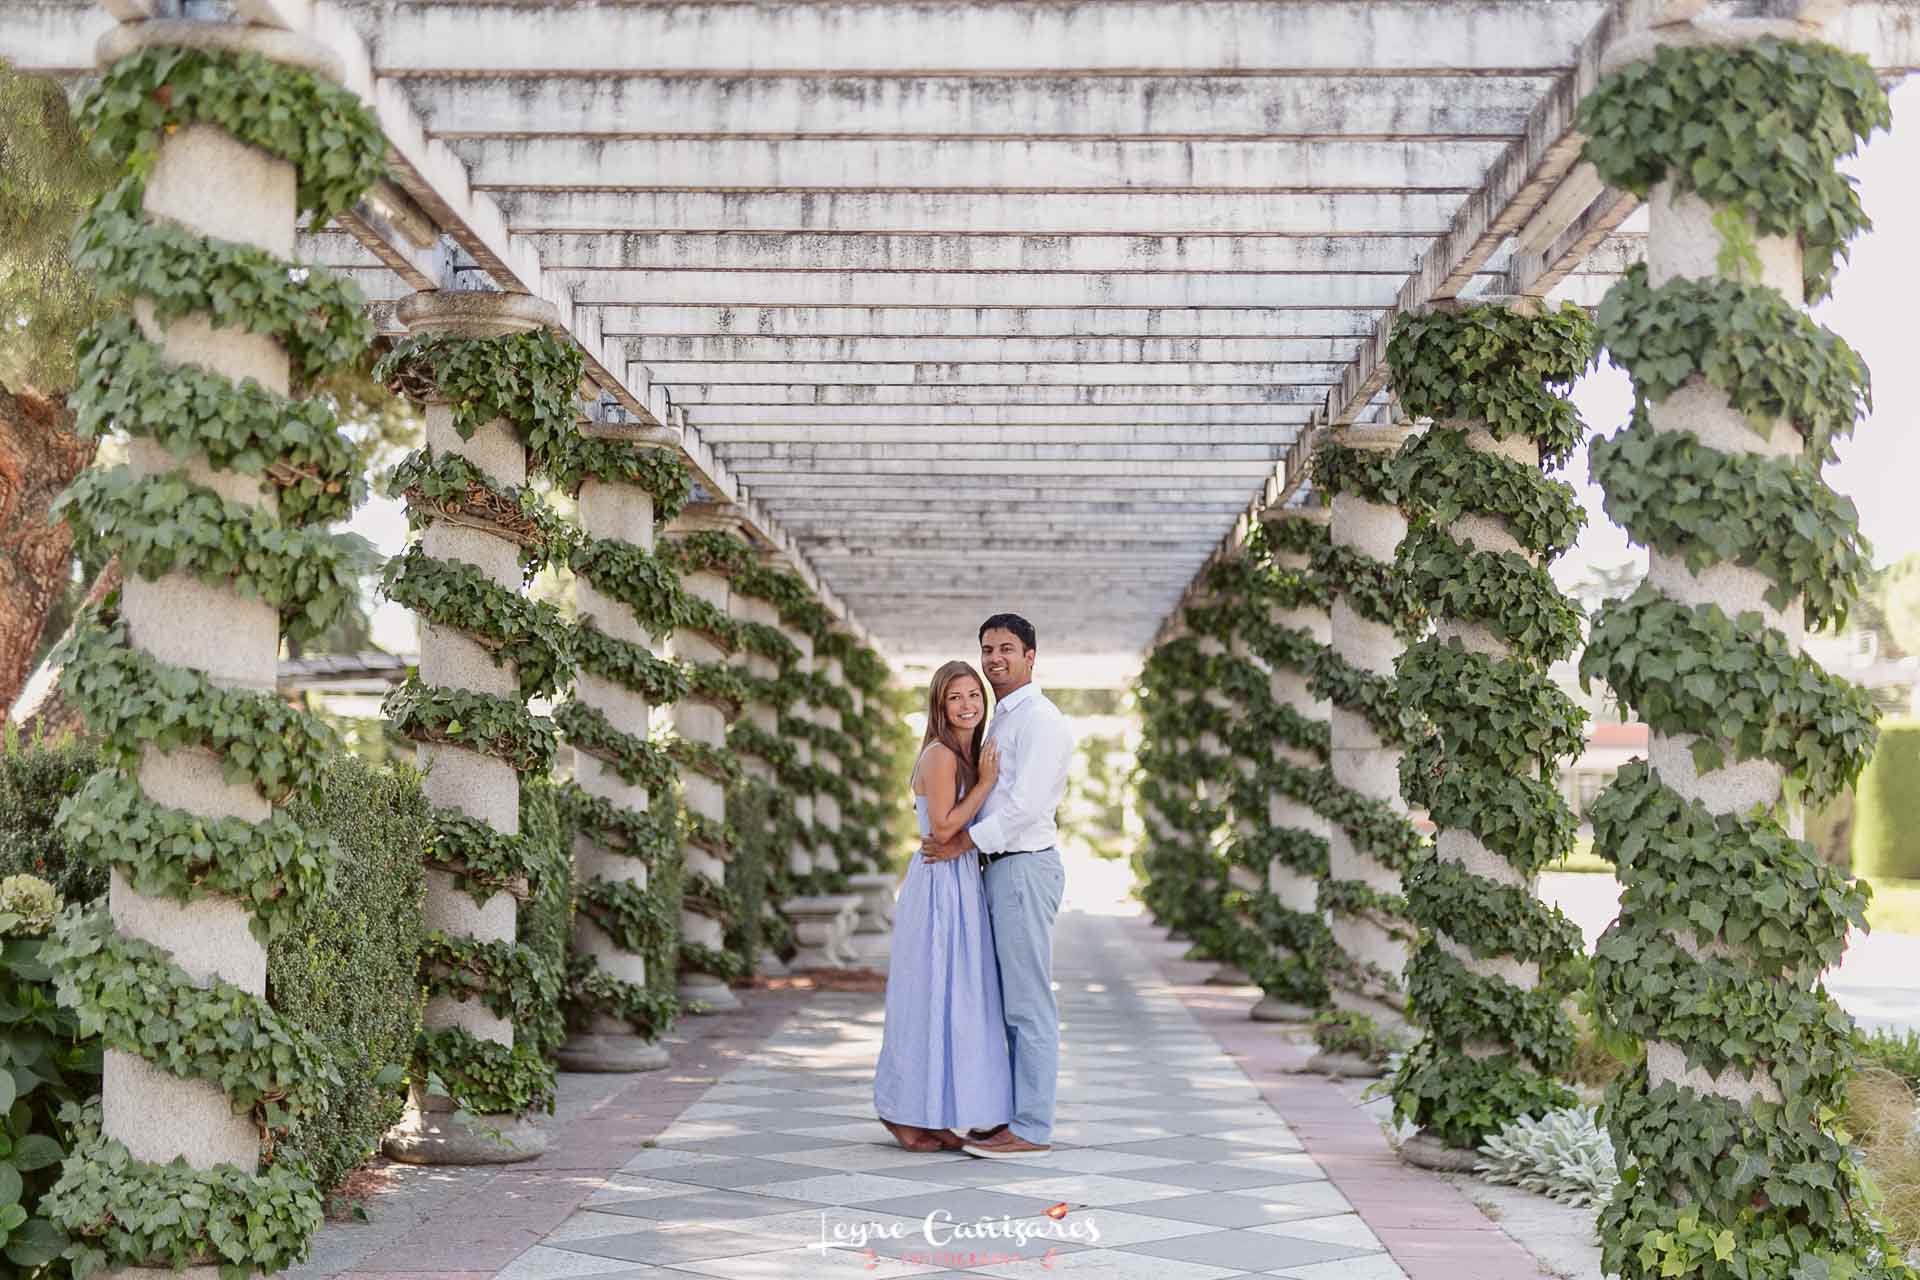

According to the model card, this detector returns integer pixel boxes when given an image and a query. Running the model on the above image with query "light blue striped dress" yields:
[872,795,1014,1131]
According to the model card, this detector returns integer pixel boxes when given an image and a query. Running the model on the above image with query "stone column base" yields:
[1203,964,1254,986]
[1303,1051,1386,1079]
[755,949,790,977]
[1400,1129,1481,1172]
[1250,996,1317,1023]
[383,1095,546,1165]
[845,871,898,934]
[557,1031,670,1073]
[678,973,741,1012]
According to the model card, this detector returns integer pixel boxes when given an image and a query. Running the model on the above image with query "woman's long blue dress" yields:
[872,795,1013,1131]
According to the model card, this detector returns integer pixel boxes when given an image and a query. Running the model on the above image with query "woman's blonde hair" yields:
[921,661,989,794]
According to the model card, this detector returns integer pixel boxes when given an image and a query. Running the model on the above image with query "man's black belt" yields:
[982,848,1047,865]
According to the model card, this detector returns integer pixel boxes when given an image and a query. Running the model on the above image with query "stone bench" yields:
[844,871,899,934]
[781,894,865,968]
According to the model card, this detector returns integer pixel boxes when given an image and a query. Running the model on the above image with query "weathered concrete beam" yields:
[600,307,1378,339]
[549,269,1427,310]
[690,403,1315,425]
[676,384,1327,407]
[693,423,1315,445]
[726,457,1282,477]
[645,362,1352,388]
[497,230,1643,278]
[627,336,1368,364]
[741,475,1280,495]
[367,2,1607,75]
[720,442,1285,462]
[405,73,1548,140]
[776,501,1247,518]
[456,136,1500,192]
[498,190,1465,236]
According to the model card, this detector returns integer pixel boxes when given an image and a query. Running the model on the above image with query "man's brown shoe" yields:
[961,1129,1051,1160]
[965,1123,1009,1142]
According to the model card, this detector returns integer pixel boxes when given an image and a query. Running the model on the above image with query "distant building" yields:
[1561,722,1648,822]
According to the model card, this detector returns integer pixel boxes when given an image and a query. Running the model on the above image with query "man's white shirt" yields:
[969,682,1075,854]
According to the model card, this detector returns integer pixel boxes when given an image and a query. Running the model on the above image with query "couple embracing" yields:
[872,614,1074,1160]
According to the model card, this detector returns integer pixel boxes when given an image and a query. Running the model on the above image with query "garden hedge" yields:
[0,736,428,1199]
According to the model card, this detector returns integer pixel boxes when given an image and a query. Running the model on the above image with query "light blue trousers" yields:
[982,847,1065,1143]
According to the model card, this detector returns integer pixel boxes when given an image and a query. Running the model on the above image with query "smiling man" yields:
[921,612,1074,1158]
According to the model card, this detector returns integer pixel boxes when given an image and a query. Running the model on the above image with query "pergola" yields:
[6,3,1920,1277]
[17,0,1913,673]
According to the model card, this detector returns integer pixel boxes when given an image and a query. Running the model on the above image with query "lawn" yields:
[1865,877,1920,936]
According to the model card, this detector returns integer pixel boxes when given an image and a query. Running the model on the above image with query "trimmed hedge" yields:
[270,758,428,1193]
[1853,722,1920,878]
[0,735,427,1198]
[517,775,572,1061]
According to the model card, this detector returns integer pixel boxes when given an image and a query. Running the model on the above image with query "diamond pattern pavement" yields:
[493,908,1411,1279]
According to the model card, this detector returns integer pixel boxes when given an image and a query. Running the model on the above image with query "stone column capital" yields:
[396,290,562,340]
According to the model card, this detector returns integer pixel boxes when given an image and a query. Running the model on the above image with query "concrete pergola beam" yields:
[359,2,1608,75]
[454,137,1506,192]
[686,404,1315,426]
[403,72,1551,140]
[692,425,1318,445]
[599,307,1381,339]
[498,190,1469,236]
[625,337,1370,364]
[648,364,1355,389]
[537,271,1451,311]
[672,385,1328,408]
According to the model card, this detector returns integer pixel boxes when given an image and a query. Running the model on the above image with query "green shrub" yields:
[0,876,98,1276]
[0,741,428,1199]
[270,756,427,1193]
[516,775,571,1061]
[0,732,106,907]
[725,778,780,974]
[1858,1027,1920,1089]
[1853,723,1920,878]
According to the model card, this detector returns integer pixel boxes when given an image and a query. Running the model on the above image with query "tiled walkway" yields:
[420,903,1545,1280]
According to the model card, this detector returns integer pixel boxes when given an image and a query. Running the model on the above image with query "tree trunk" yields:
[0,384,93,714]
[11,554,118,744]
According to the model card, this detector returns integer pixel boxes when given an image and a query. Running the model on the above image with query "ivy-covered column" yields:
[662,510,750,1012]
[840,641,899,933]
[1384,301,1592,1167]
[1242,510,1336,1024]
[1576,27,1894,1279]
[378,291,580,1163]
[1134,632,1213,942]
[729,557,802,976]
[1189,583,1257,986]
[1308,427,1426,1074]
[549,435,691,1072]
[42,28,381,1273]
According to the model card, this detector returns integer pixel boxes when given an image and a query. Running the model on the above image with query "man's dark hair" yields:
[979,613,1037,652]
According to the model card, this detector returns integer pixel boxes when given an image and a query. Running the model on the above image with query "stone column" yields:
[1386,300,1590,1167]
[384,290,564,1163]
[1312,424,1422,1072]
[664,511,745,1013]
[1576,20,1890,1274]
[1250,508,1335,1024]
[69,20,357,1254]
[1186,618,1234,968]
[783,620,818,889]
[813,653,848,881]
[1192,582,1255,988]
[557,454,673,1072]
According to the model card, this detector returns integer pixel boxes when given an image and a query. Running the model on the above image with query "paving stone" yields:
[851,1185,1066,1222]
[1120,1227,1375,1271]
[1115,1162,1324,1192]
[660,1131,862,1157]
[590,1187,820,1223]
[1109,1191,1346,1231]
[549,1223,787,1266]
